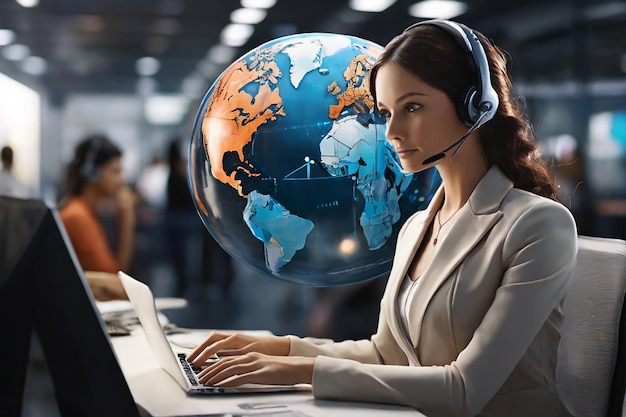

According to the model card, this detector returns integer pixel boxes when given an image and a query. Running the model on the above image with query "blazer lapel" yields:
[404,166,512,352]
[388,189,445,290]
[384,189,445,361]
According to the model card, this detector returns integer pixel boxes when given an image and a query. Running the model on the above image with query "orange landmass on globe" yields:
[200,44,379,203]
[202,50,285,196]
[328,53,378,120]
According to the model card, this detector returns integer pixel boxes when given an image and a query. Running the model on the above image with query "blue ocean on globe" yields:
[188,32,441,286]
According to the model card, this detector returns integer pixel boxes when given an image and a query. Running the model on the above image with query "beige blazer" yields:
[289,166,578,417]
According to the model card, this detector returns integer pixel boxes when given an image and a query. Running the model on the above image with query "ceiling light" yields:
[21,56,47,75]
[349,0,397,12]
[408,1,468,19]
[220,23,254,47]
[231,8,267,24]
[136,77,158,95]
[144,94,190,125]
[0,29,16,46]
[136,56,161,76]
[16,0,38,7]
[241,0,276,9]
[207,44,237,65]
[181,73,206,99]
[197,59,220,79]
[2,44,30,61]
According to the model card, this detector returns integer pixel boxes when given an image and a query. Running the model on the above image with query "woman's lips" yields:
[395,149,417,158]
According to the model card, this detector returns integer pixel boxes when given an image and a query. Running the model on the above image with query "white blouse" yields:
[397,273,422,342]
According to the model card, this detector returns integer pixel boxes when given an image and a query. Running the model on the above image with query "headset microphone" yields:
[422,107,491,166]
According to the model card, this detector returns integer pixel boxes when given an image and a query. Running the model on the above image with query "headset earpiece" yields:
[80,162,100,182]
[79,139,103,182]
[457,86,479,127]
[403,19,499,128]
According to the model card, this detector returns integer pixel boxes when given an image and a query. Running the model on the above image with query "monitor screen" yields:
[586,110,626,198]
[0,196,143,417]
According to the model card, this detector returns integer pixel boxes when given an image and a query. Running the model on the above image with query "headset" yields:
[403,19,499,128]
[79,137,103,182]
[401,20,500,165]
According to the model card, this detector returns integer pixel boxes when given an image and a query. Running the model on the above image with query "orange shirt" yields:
[59,197,120,273]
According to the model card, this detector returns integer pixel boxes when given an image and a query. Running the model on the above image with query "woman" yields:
[187,20,577,417]
[59,134,136,300]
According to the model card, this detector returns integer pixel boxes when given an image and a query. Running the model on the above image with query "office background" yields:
[1,0,625,340]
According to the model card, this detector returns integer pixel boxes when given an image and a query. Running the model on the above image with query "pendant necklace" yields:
[432,208,461,246]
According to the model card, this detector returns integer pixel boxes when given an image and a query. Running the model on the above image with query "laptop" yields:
[118,271,312,395]
[0,196,147,417]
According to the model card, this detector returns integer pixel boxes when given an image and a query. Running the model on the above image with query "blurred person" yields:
[0,145,30,198]
[165,138,200,297]
[201,225,235,300]
[187,20,577,416]
[136,153,169,210]
[165,139,234,299]
[58,134,137,300]
[133,153,170,285]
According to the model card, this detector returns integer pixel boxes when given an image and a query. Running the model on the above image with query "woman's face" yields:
[94,156,125,196]
[374,62,468,173]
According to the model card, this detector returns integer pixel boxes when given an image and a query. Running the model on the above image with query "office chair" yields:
[556,235,626,417]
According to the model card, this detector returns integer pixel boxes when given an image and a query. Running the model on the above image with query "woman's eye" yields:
[378,109,391,119]
[405,103,422,113]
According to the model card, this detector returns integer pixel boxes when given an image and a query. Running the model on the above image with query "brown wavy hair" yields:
[368,22,559,201]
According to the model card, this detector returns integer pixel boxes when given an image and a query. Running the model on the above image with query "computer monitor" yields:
[0,196,144,417]
[586,109,626,198]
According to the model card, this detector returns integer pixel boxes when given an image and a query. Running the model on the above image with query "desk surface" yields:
[111,327,424,417]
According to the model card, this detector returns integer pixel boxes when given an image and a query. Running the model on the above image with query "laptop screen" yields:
[0,196,142,417]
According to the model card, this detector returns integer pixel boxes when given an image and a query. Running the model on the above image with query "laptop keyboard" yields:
[178,353,202,385]
[105,320,132,336]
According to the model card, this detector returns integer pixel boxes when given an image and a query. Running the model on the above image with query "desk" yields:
[111,328,424,417]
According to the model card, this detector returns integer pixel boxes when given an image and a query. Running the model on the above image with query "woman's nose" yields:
[385,116,403,143]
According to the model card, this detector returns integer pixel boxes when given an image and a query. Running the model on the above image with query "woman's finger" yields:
[197,355,258,385]
[186,332,229,361]
[189,334,256,365]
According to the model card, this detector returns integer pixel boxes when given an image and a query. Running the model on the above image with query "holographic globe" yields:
[188,32,440,286]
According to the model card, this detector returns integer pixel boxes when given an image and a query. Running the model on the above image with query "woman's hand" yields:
[196,353,315,387]
[115,186,137,223]
[84,271,128,301]
[187,332,290,367]
[113,185,137,271]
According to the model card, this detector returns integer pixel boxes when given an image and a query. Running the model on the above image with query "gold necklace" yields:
[432,208,461,246]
